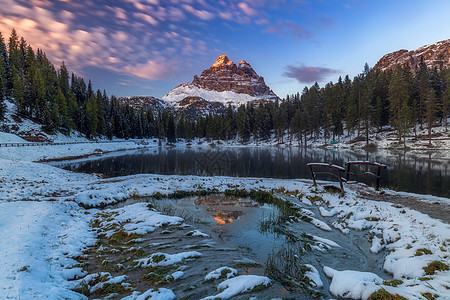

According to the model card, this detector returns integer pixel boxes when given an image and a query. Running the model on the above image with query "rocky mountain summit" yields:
[191,55,278,99]
[163,55,279,107]
[374,39,450,71]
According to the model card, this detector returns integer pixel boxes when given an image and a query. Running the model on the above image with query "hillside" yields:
[373,39,450,71]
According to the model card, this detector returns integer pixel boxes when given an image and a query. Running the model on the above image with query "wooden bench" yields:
[307,163,347,193]
[307,161,387,192]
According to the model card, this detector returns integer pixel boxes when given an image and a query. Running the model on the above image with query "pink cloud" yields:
[134,12,158,26]
[124,59,176,80]
[182,4,214,21]
[238,2,258,16]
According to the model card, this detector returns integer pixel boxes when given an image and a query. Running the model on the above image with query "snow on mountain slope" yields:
[162,82,273,107]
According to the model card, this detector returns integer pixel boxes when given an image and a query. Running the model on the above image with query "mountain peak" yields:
[191,56,278,99]
[163,56,279,109]
[210,55,235,70]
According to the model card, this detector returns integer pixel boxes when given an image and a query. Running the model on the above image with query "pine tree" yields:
[443,69,450,131]
[237,105,250,142]
[417,58,429,128]
[389,66,412,144]
[0,46,6,119]
[425,87,437,146]
[166,113,176,143]
[224,105,236,140]
[86,94,98,137]
[177,112,186,139]
[11,66,25,114]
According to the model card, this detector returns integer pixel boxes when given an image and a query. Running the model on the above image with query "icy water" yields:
[55,146,450,197]
[82,195,391,299]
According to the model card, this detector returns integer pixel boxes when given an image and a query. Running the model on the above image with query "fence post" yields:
[376,166,381,190]
[345,163,351,181]
[338,169,344,193]
[308,165,317,186]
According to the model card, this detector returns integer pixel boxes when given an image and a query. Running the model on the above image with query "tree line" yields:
[0,30,449,145]
[0,30,160,139]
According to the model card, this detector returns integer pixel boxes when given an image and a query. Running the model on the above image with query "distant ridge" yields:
[373,39,450,71]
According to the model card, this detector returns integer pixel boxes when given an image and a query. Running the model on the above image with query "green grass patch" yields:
[383,279,403,287]
[421,292,438,300]
[142,265,178,285]
[306,195,323,203]
[151,254,166,263]
[94,283,126,296]
[415,248,432,256]
[108,230,141,244]
[72,281,90,296]
[423,260,449,275]
[232,262,263,269]
[368,289,407,300]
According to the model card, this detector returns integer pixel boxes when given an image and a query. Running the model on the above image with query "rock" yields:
[191,55,278,99]
[374,39,450,71]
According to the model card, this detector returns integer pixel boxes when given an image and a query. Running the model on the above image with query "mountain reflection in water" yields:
[191,195,260,224]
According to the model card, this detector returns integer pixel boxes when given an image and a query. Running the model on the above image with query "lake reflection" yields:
[56,146,450,197]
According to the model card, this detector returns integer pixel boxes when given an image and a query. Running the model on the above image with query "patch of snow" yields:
[98,203,183,236]
[201,275,271,300]
[323,266,382,300]
[90,274,127,293]
[0,131,29,143]
[168,271,184,281]
[304,264,323,288]
[121,288,176,300]
[186,229,209,237]
[369,235,385,254]
[312,235,341,248]
[135,251,202,267]
[204,266,238,281]
[310,217,332,231]
[0,201,95,299]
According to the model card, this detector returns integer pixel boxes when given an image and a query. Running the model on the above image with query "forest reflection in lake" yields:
[56,147,450,198]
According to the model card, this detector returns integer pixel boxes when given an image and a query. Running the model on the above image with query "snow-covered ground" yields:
[1,138,449,299]
[1,101,450,299]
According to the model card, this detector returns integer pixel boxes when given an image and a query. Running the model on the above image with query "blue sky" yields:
[1,0,449,98]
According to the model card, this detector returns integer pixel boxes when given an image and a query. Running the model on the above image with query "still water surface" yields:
[56,146,450,197]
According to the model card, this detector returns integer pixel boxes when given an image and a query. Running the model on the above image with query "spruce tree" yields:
[0,51,5,120]
[389,66,411,144]
[237,105,250,142]
[166,114,176,143]
[86,94,98,137]
[425,87,437,146]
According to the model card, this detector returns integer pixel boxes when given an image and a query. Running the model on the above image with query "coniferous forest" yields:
[0,30,449,145]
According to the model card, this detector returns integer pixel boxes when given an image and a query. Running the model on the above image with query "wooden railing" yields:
[307,163,347,193]
[344,161,387,190]
[307,161,387,192]
[0,140,141,147]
